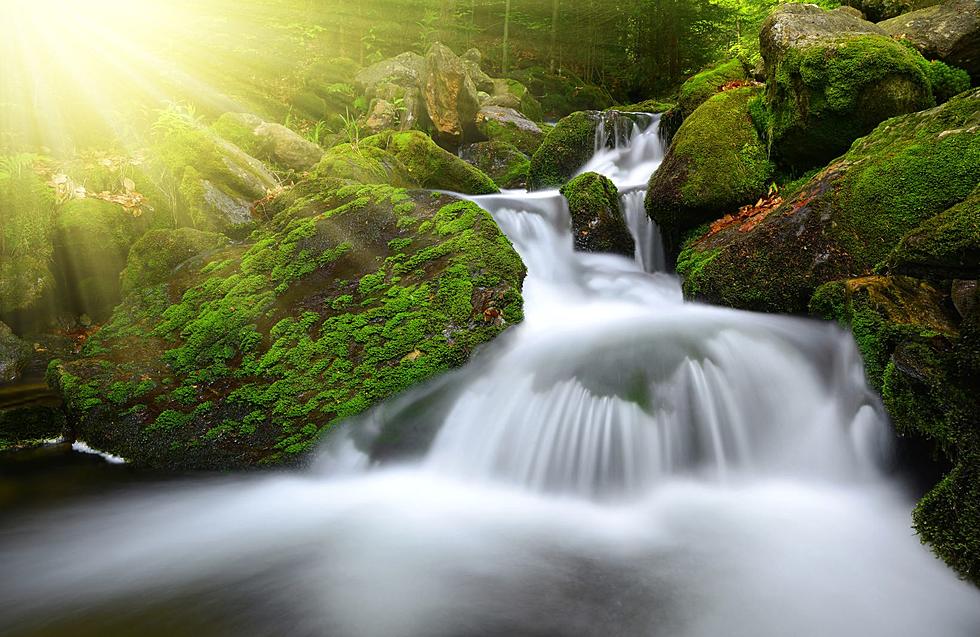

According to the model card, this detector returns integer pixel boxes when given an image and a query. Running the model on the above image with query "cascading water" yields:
[2,114,980,637]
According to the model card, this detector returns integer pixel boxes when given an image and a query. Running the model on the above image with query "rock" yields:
[359,130,499,195]
[560,172,634,257]
[461,49,495,94]
[154,118,279,234]
[812,273,980,585]
[759,3,934,170]
[422,43,481,147]
[213,113,324,172]
[835,5,867,19]
[120,228,232,295]
[354,52,426,95]
[314,143,417,188]
[362,99,400,135]
[880,0,980,81]
[490,79,545,122]
[646,86,773,249]
[676,88,980,314]
[507,66,612,118]
[0,322,31,384]
[459,141,530,190]
[49,183,525,470]
[952,279,979,318]
[0,157,57,316]
[884,185,980,280]
[670,59,750,125]
[475,106,544,155]
[372,82,426,131]
[843,0,941,22]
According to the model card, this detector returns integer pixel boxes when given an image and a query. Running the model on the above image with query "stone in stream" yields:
[560,172,635,257]
[475,106,544,156]
[459,141,530,190]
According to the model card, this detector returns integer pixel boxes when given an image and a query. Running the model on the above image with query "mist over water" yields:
[3,114,979,637]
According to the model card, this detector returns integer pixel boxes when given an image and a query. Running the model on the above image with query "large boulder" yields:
[314,143,417,187]
[843,0,941,22]
[811,274,980,585]
[422,43,481,147]
[459,141,530,190]
[359,130,499,195]
[880,0,980,81]
[560,172,634,257]
[475,106,544,155]
[213,113,324,172]
[660,59,750,143]
[49,183,525,469]
[759,3,934,170]
[461,48,495,93]
[646,86,773,250]
[0,322,31,384]
[676,88,980,314]
[354,52,426,95]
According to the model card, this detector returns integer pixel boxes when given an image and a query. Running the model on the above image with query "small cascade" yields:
[621,188,666,272]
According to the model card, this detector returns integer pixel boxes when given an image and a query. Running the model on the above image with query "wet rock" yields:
[880,0,980,81]
[561,172,634,257]
[759,3,933,170]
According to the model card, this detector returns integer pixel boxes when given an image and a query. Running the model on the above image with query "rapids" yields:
[2,113,979,637]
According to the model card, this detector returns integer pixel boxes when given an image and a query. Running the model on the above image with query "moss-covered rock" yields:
[560,172,634,257]
[120,228,232,296]
[673,59,750,123]
[153,114,279,234]
[475,106,544,155]
[459,141,530,190]
[760,3,934,170]
[487,78,545,123]
[213,113,324,172]
[527,111,598,191]
[884,184,980,280]
[314,143,417,187]
[881,0,980,81]
[812,273,980,585]
[0,156,57,317]
[843,0,941,22]
[646,86,773,248]
[677,88,980,313]
[359,130,499,195]
[48,182,525,470]
[507,66,613,119]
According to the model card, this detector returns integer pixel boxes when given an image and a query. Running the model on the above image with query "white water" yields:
[2,115,979,636]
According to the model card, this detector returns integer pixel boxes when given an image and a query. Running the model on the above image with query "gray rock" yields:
[881,0,980,80]
[475,106,544,155]
[354,52,426,94]
[0,322,31,384]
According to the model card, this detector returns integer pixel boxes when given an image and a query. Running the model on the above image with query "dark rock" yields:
[459,141,530,190]
[561,172,634,257]
[0,322,31,384]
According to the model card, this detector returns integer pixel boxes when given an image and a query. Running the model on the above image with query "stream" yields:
[2,114,979,637]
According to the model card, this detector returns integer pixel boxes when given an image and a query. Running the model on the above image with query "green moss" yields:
[360,130,498,195]
[120,228,231,295]
[646,87,774,240]
[765,34,934,169]
[676,244,721,298]
[676,59,749,120]
[51,184,525,469]
[560,172,633,256]
[527,111,597,190]
[314,143,417,187]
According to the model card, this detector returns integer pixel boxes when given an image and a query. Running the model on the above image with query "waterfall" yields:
[2,112,980,637]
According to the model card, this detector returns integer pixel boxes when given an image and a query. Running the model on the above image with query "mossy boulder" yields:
[49,182,525,470]
[881,0,980,80]
[153,118,279,234]
[883,184,980,280]
[0,157,57,317]
[560,172,634,257]
[0,322,31,384]
[646,86,773,249]
[811,274,980,585]
[459,141,530,190]
[359,130,499,195]
[213,113,324,172]
[120,228,231,296]
[667,59,750,129]
[314,143,417,187]
[475,106,544,155]
[843,0,941,22]
[676,89,980,314]
[760,3,934,170]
